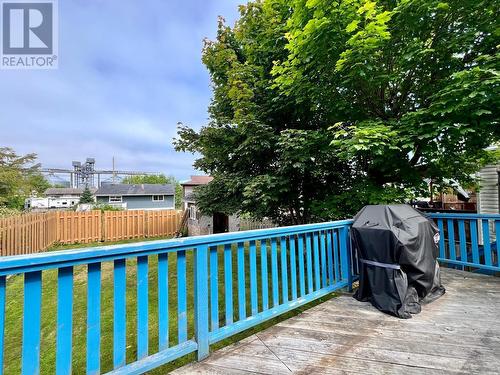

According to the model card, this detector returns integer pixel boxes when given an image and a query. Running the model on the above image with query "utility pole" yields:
[112,156,116,184]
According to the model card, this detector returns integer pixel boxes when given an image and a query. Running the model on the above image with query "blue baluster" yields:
[224,244,233,325]
[280,237,288,303]
[471,220,480,265]
[137,256,149,359]
[447,219,456,261]
[482,220,492,266]
[437,219,445,259]
[289,235,297,300]
[113,259,126,368]
[305,233,313,294]
[326,230,334,285]
[158,253,169,351]
[313,232,320,291]
[496,220,500,267]
[333,231,339,282]
[56,266,73,375]
[260,240,269,311]
[194,245,209,360]
[271,238,279,306]
[320,231,327,288]
[237,242,246,320]
[297,234,306,297]
[249,241,258,315]
[209,246,219,331]
[177,250,187,343]
[0,276,5,374]
[458,220,467,267]
[339,227,349,283]
[87,263,101,374]
[22,271,42,375]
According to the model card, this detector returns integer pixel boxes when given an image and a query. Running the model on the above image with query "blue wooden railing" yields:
[2,213,496,374]
[0,219,355,374]
[428,213,500,272]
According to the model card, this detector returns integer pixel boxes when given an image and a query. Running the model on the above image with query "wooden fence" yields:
[239,218,277,231]
[103,210,181,242]
[0,209,182,256]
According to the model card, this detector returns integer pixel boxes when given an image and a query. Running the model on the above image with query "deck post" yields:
[339,226,352,291]
[347,230,354,292]
[194,244,210,360]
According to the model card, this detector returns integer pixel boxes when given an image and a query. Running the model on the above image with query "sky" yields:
[0,0,244,183]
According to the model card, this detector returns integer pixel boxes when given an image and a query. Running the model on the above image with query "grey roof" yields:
[183,193,195,202]
[95,184,174,196]
[44,187,96,196]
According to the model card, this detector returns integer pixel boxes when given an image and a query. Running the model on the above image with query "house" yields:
[44,187,96,199]
[95,184,175,210]
[25,187,97,210]
[476,164,499,244]
[181,175,239,235]
[181,175,213,211]
[477,164,499,215]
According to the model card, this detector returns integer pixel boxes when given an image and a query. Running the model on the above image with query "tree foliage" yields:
[0,147,50,209]
[79,186,94,204]
[122,174,182,209]
[175,0,499,224]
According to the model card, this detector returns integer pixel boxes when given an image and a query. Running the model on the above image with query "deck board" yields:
[172,269,500,374]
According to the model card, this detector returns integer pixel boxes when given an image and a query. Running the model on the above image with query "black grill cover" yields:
[352,205,445,318]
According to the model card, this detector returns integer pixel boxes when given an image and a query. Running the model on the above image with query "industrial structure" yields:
[40,157,157,188]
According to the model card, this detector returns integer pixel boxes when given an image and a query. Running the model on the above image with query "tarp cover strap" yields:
[360,259,401,270]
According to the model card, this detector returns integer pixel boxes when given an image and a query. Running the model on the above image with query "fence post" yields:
[100,211,105,242]
[194,244,209,360]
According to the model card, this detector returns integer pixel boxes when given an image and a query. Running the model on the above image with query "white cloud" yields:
[0,0,244,180]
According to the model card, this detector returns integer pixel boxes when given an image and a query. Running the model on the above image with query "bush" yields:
[0,207,22,218]
[93,204,123,212]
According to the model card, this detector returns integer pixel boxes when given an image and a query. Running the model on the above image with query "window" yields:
[109,196,122,203]
[152,195,164,202]
[189,204,197,220]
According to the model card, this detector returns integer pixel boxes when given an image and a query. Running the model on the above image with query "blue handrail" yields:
[0,219,354,374]
[428,213,500,272]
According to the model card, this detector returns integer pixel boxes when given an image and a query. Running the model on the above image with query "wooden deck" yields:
[173,269,500,374]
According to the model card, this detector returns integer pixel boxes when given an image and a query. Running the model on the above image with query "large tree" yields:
[0,147,50,209]
[175,0,499,224]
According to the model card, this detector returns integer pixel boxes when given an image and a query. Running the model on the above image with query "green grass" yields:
[47,235,173,252]
[3,240,339,374]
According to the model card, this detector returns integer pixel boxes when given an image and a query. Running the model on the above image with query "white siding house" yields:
[477,164,499,244]
[477,165,499,215]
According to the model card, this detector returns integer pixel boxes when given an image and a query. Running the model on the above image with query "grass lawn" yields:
[3,237,339,374]
[47,235,174,252]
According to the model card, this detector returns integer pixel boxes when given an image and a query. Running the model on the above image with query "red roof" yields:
[181,175,213,186]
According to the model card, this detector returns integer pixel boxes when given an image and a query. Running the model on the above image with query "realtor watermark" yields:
[1,0,58,69]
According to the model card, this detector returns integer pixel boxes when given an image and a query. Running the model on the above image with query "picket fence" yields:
[0,209,182,256]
